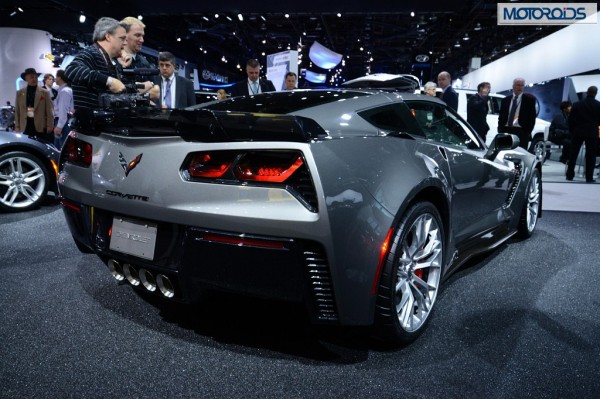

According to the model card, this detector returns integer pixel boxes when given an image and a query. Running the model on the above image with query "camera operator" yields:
[65,17,128,113]
[65,17,157,114]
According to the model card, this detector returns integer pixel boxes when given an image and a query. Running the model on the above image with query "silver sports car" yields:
[58,89,542,344]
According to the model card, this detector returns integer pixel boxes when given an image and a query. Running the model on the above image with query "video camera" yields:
[98,67,159,109]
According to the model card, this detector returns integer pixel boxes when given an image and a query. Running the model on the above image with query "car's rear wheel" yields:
[0,151,50,212]
[374,201,444,345]
[517,168,541,238]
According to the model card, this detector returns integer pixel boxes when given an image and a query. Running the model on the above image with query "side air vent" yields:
[504,162,523,207]
[304,244,338,322]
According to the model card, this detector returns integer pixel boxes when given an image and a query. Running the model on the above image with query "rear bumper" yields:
[61,198,339,325]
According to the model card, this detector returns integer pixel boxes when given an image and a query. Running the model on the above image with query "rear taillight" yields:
[187,152,235,178]
[182,150,317,211]
[234,152,304,183]
[61,136,93,168]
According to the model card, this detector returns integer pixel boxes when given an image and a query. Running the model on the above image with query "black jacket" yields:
[498,93,536,135]
[230,78,276,97]
[441,86,458,111]
[466,93,489,138]
[568,95,600,136]
[153,75,196,109]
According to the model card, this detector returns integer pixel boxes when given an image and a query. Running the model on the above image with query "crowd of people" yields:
[10,17,600,180]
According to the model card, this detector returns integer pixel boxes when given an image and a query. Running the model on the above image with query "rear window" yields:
[196,90,370,114]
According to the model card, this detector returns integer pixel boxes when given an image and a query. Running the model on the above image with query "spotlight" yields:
[237,13,243,21]
[79,14,86,23]
[138,15,143,21]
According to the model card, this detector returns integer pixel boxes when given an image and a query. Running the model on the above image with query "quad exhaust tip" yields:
[108,260,175,298]
[157,274,175,298]
[108,259,125,281]
[123,263,140,286]
[139,268,157,292]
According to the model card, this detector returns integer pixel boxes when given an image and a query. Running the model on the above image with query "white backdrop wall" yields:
[0,28,55,106]
[461,12,600,92]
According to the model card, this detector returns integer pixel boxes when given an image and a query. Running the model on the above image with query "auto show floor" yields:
[1,168,599,398]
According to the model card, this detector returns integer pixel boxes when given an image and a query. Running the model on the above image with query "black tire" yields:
[373,201,444,345]
[516,168,541,238]
[0,151,50,212]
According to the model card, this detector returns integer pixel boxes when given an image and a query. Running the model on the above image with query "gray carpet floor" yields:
[1,202,599,398]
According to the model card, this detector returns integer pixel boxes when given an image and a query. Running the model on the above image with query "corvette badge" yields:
[118,152,143,177]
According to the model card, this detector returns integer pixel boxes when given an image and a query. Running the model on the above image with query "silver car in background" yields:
[58,89,542,344]
[0,131,59,212]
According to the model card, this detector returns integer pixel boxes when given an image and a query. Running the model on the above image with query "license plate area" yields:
[109,217,158,260]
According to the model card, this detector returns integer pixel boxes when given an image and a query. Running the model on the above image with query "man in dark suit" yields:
[230,59,276,97]
[467,81,491,142]
[498,77,537,150]
[565,86,600,183]
[154,51,196,109]
[437,71,458,111]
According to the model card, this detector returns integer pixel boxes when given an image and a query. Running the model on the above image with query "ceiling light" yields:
[463,33,469,41]
[203,16,209,21]
[337,13,341,17]
[79,14,86,23]
[215,14,219,18]
[284,14,290,18]
[411,11,415,17]
[262,39,266,44]
[138,15,143,20]
[177,37,181,42]
[474,22,482,31]
[454,41,461,48]
[237,14,243,21]
[261,15,266,21]
[226,15,232,21]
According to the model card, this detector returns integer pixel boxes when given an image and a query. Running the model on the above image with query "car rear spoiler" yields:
[75,108,328,143]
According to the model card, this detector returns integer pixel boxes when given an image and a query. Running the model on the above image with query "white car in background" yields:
[455,89,550,158]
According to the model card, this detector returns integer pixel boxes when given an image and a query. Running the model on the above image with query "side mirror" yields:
[485,133,520,160]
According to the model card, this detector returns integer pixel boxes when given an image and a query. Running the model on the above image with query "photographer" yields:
[65,17,156,113]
